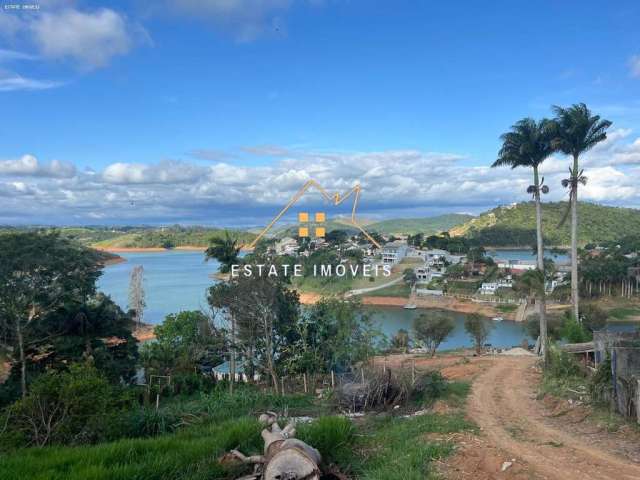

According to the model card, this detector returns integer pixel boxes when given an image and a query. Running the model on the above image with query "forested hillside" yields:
[366,214,474,235]
[0,226,255,249]
[450,202,640,246]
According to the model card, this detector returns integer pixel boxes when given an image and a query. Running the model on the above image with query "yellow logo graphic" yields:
[247,180,381,249]
[298,211,326,238]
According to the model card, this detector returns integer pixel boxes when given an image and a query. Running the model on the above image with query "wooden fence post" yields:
[303,373,308,394]
[331,370,335,389]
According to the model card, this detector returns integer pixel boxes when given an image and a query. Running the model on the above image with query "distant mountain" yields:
[366,214,474,235]
[449,202,640,247]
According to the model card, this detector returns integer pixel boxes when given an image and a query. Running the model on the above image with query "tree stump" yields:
[230,412,322,480]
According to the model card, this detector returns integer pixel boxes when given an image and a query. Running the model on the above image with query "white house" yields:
[382,241,408,264]
[276,237,299,255]
[479,279,513,295]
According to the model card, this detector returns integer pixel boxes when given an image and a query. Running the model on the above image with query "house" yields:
[276,237,299,255]
[478,279,513,295]
[382,241,408,264]
[212,360,261,382]
[496,259,537,272]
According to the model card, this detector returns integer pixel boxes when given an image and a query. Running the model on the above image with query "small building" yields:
[212,360,261,382]
[478,279,512,295]
[382,241,408,264]
[276,237,299,255]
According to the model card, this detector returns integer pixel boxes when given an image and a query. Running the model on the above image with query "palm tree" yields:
[492,118,553,363]
[550,104,611,322]
[205,230,241,390]
[205,230,240,274]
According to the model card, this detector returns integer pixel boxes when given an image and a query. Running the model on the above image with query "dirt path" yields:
[464,356,640,479]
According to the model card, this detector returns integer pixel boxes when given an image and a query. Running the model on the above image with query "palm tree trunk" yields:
[571,153,580,322]
[533,166,548,366]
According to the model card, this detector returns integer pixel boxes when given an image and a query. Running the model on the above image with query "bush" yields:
[560,315,591,343]
[547,347,582,379]
[2,363,134,447]
[411,371,447,405]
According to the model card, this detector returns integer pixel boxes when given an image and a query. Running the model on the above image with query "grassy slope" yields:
[0,381,474,480]
[367,214,474,235]
[450,201,640,246]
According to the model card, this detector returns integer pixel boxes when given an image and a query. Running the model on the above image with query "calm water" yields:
[98,251,220,324]
[98,251,527,349]
[365,306,528,349]
[487,248,569,263]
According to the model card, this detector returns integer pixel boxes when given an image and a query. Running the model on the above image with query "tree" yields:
[413,314,455,357]
[0,232,102,398]
[205,230,241,274]
[127,265,145,328]
[208,275,299,393]
[324,229,348,245]
[288,298,380,374]
[550,103,612,322]
[391,329,410,352]
[140,311,224,379]
[464,313,492,354]
[403,268,418,289]
[26,293,139,385]
[493,117,554,364]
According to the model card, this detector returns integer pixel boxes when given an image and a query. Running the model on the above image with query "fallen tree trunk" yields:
[230,412,322,480]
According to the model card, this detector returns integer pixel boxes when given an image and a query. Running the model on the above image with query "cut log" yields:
[229,413,322,480]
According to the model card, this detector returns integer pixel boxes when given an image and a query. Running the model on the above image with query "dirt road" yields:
[466,356,640,480]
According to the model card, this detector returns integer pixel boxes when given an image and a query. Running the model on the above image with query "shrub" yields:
[2,362,133,447]
[411,371,447,405]
[547,347,582,379]
[560,315,591,343]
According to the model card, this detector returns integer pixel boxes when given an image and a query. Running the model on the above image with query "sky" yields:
[1,0,640,226]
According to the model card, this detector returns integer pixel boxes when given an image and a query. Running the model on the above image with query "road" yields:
[466,356,640,480]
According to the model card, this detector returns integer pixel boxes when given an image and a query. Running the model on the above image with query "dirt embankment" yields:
[440,356,640,480]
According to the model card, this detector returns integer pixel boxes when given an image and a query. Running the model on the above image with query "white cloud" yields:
[0,70,63,91]
[30,8,137,69]
[0,154,76,177]
[630,55,640,78]
[103,160,206,184]
[0,7,145,70]
[3,133,640,224]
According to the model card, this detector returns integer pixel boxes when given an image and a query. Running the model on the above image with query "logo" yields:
[247,179,381,249]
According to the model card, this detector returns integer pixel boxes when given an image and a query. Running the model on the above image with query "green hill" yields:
[89,226,255,249]
[367,214,474,235]
[449,202,640,247]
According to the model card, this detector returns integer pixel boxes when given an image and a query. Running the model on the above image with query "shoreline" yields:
[95,246,207,253]
[298,291,515,319]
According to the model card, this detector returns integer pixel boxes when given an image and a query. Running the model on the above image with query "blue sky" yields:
[1,0,640,225]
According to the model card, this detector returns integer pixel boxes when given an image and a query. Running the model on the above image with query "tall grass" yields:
[0,418,262,480]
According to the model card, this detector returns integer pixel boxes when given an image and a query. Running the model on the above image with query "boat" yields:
[404,304,417,310]
[492,316,504,322]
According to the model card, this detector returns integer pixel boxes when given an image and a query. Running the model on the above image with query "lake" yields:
[100,250,604,350]
[486,248,569,263]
